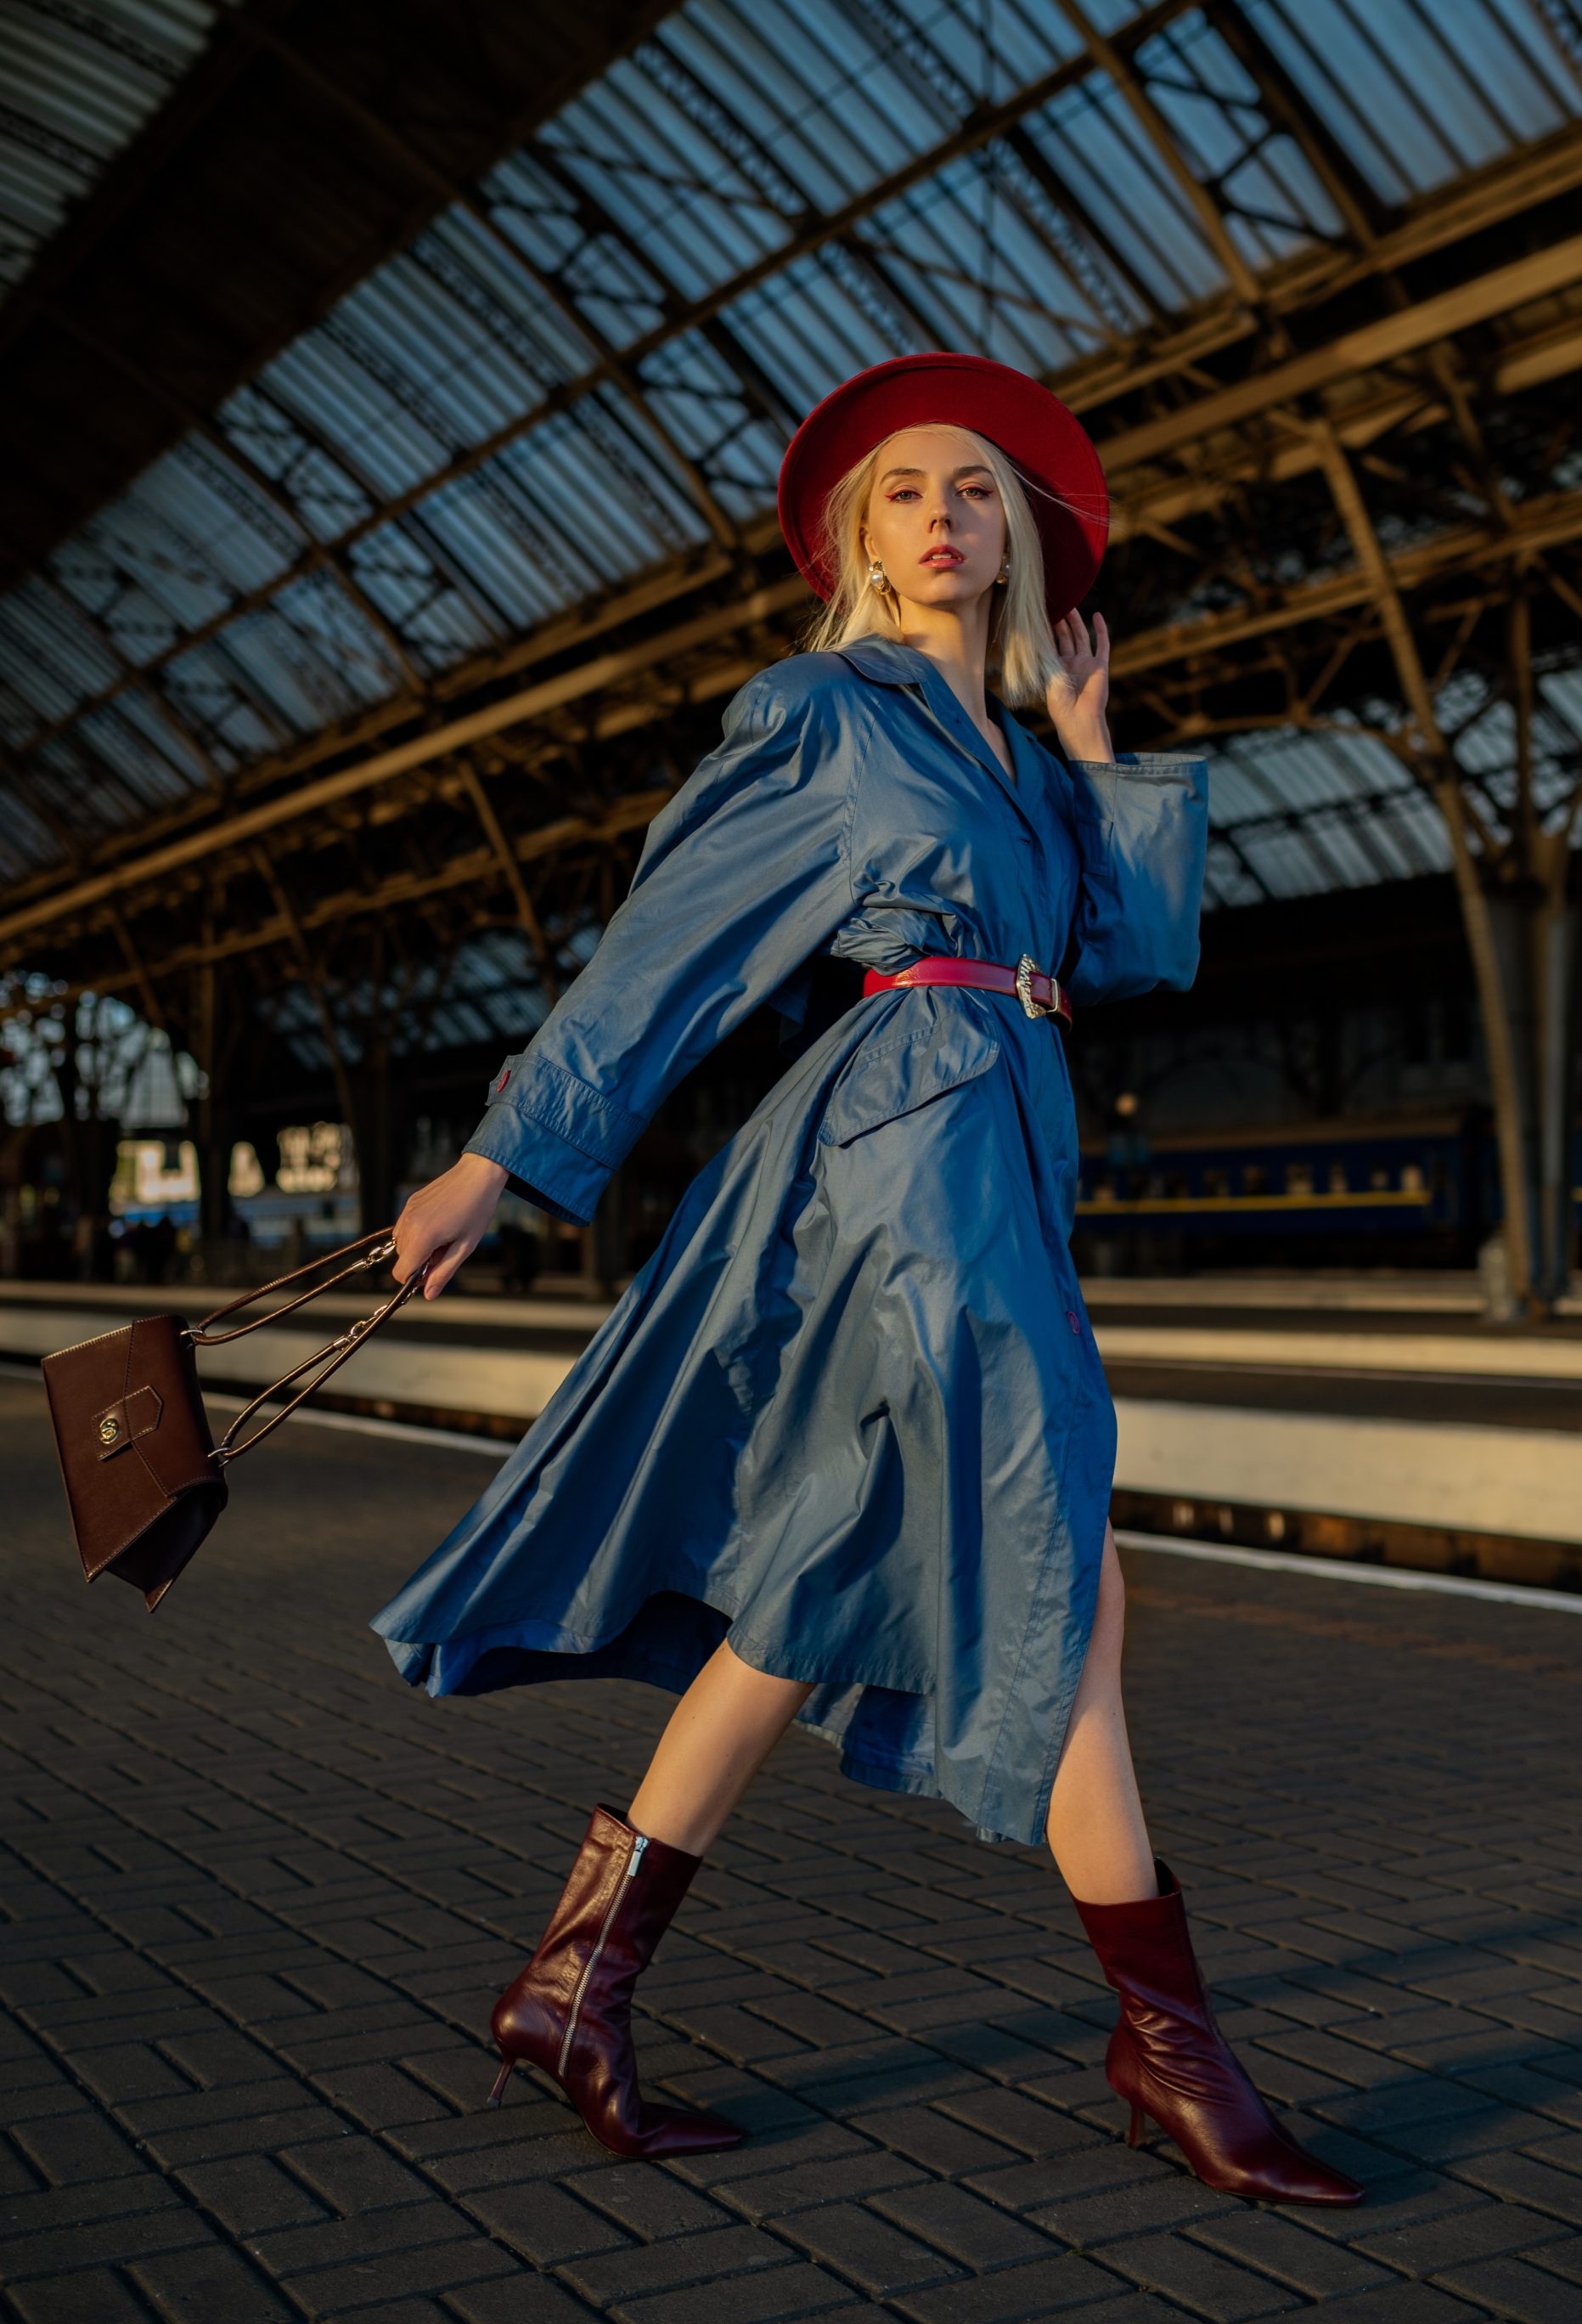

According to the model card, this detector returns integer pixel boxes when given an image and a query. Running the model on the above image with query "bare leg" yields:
[628,1532,1151,1885]
[628,1639,814,1854]
[1050,1524,1363,2203]
[1045,1521,1157,1902]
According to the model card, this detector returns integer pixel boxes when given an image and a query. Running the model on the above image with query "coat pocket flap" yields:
[818,1021,1001,1147]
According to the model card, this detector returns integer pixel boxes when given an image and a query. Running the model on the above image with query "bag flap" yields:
[42,1313,217,1582]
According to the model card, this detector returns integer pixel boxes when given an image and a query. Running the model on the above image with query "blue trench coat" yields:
[370,633,1208,1845]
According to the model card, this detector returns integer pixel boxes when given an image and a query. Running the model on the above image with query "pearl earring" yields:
[868,556,891,594]
[997,559,1011,584]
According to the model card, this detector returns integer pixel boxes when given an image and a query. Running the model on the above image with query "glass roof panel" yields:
[2,0,1577,905]
[0,0,237,302]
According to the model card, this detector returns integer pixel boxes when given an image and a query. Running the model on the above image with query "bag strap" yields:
[192,1227,403,1345]
[206,1258,430,1466]
[183,1226,430,1467]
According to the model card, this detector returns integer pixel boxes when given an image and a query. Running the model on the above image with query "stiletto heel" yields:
[486,1804,741,2157]
[485,2053,514,2108]
[1072,1857,1364,2206]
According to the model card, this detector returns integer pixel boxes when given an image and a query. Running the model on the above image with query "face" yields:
[859,424,1008,613]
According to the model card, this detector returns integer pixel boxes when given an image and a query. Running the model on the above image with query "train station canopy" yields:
[1,0,1579,997]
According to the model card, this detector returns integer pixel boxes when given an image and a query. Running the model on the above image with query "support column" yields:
[191,949,236,1256]
[1311,420,1546,1309]
[1538,901,1581,1298]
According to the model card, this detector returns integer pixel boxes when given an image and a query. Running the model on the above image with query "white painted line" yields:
[1113,1528,1582,1615]
[202,1392,510,1458]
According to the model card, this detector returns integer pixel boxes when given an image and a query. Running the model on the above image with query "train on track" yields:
[1072,1106,1571,1270]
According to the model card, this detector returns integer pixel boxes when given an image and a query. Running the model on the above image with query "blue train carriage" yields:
[1074,1109,1489,1261]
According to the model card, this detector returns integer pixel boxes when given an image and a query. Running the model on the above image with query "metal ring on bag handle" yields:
[190,1227,403,1345]
[177,1225,429,1465]
[208,1258,430,1465]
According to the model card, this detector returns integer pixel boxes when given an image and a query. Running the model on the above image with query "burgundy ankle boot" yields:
[486,1802,741,2158]
[1072,1856,1363,2206]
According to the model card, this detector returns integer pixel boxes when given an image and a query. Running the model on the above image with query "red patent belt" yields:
[862,951,1073,1029]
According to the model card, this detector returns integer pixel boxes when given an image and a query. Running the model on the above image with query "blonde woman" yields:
[374,353,1361,2207]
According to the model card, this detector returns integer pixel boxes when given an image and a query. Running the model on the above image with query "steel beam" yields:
[1100,231,1582,470]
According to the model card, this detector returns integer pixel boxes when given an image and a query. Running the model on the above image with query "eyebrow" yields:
[878,463,994,482]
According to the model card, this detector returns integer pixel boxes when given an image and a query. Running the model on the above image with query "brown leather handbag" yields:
[41,1228,427,1611]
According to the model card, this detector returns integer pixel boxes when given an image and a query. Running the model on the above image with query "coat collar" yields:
[833,633,1044,833]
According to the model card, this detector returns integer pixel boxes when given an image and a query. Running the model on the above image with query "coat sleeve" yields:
[461,665,861,1224]
[1061,751,1209,1005]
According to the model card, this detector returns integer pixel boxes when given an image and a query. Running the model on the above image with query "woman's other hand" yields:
[1047,607,1114,764]
[391,1153,509,1299]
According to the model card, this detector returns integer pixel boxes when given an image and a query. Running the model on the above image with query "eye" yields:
[887,488,920,501]
[960,484,993,499]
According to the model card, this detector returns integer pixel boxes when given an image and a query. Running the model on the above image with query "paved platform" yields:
[3,1375,1582,2323]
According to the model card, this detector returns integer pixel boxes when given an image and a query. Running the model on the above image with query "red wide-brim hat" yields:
[777,350,1108,618]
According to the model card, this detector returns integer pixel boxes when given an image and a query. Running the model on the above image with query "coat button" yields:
[1067,1310,1082,1334]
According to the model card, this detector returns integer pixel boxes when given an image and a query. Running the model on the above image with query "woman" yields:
[375,353,1362,2208]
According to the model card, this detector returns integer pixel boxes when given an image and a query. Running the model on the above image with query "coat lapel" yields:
[833,634,1045,839]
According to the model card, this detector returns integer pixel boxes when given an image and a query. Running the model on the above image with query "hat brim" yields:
[776,351,1108,617]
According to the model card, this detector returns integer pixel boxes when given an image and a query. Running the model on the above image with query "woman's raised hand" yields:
[391,1152,510,1299]
[1046,608,1113,763]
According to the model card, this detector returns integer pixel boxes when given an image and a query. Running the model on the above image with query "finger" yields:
[1072,606,1089,652]
[392,1220,440,1286]
[389,1200,419,1276]
[390,1223,428,1284]
[424,1244,466,1300]
[1093,609,1111,664]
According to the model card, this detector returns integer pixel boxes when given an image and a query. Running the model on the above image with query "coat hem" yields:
[371,1585,1047,1846]
[374,1583,933,1704]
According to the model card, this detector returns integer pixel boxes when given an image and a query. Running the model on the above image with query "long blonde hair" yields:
[800,422,1066,708]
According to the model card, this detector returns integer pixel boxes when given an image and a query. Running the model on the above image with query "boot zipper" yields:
[557,1834,647,2075]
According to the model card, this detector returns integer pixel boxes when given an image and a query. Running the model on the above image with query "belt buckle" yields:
[1015,950,1058,1020]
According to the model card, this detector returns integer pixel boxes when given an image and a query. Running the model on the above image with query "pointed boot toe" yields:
[1074,1857,1367,2210]
[484,1803,744,2159]
[1258,2136,1364,2207]
[628,2101,744,2158]
[1168,2102,1365,2206]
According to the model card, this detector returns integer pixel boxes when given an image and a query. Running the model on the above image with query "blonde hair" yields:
[799,422,1067,709]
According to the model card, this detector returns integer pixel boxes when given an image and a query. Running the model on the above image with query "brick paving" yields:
[2,1371,1580,2323]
